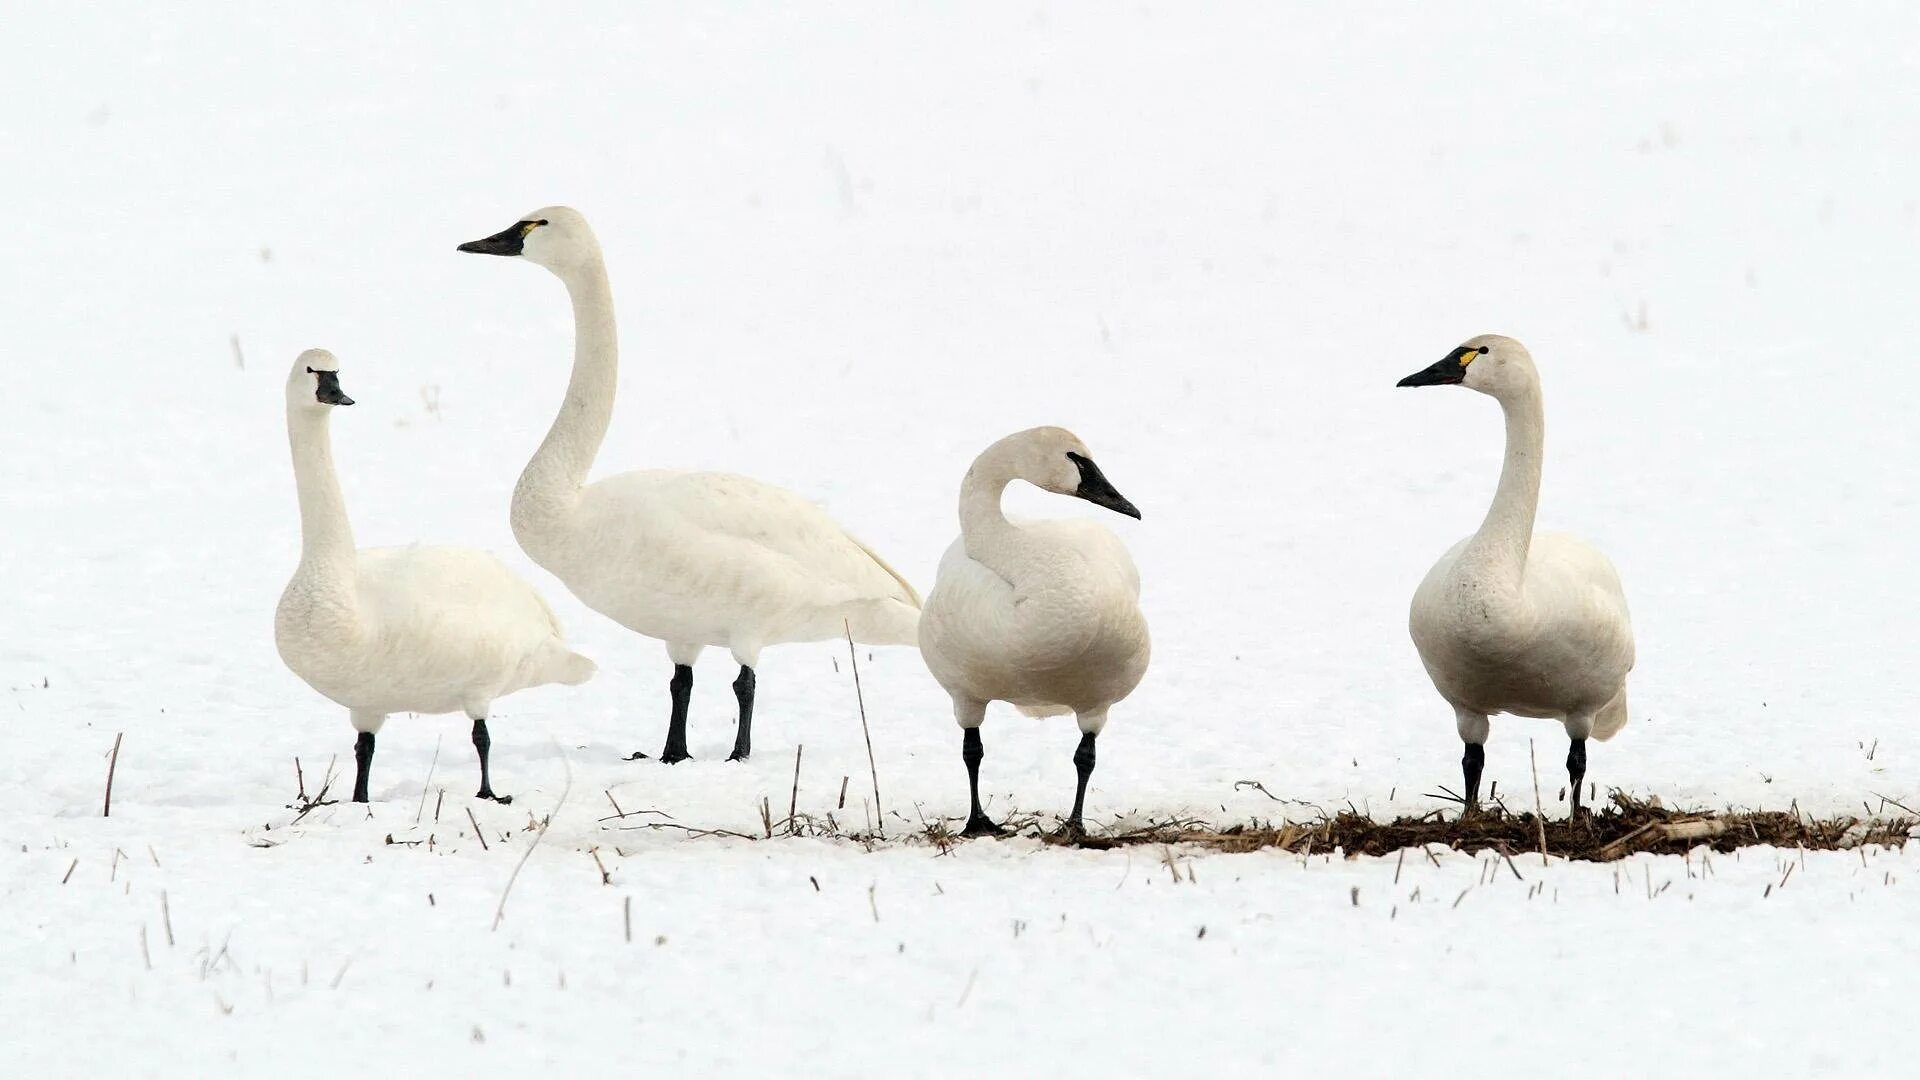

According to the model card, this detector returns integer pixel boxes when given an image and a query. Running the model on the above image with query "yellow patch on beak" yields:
[519,220,542,237]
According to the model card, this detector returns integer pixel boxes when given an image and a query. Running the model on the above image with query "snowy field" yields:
[5,3,1920,1075]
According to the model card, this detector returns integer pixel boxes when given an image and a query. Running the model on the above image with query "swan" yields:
[457,208,920,763]
[917,427,1150,838]
[274,350,595,804]
[1397,335,1635,816]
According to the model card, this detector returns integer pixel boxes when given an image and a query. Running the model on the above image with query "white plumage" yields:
[918,427,1149,838]
[274,350,594,804]
[1398,334,1635,815]
[458,207,919,764]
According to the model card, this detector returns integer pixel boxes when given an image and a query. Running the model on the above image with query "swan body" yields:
[918,427,1149,837]
[1398,335,1634,814]
[458,208,918,763]
[274,351,594,803]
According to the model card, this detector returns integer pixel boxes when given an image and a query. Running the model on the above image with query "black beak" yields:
[1397,346,1480,387]
[457,221,531,257]
[315,370,354,406]
[1066,451,1141,520]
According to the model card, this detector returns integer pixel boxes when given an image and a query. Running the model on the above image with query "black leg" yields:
[727,666,756,762]
[1462,742,1485,811]
[352,731,375,803]
[1060,731,1097,838]
[1567,738,1588,816]
[659,664,694,764]
[960,728,1003,836]
[472,718,512,804]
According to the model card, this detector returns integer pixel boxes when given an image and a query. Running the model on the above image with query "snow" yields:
[4,3,1918,1075]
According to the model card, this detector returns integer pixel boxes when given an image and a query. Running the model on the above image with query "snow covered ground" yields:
[5,3,1919,1075]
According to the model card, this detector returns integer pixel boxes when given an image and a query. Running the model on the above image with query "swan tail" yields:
[1591,687,1629,742]
[1016,703,1073,719]
[842,598,921,648]
[543,644,598,687]
[851,534,923,609]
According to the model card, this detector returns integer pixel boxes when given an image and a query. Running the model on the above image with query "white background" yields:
[3,4,1916,1076]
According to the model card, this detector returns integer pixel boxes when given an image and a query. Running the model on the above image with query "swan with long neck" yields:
[458,207,921,763]
[274,351,595,804]
[918,427,1149,838]
[1398,335,1635,815]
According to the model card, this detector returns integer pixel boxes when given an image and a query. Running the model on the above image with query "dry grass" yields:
[599,789,1915,863]
[1019,791,1916,862]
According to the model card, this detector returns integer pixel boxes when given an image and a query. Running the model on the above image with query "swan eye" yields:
[1457,345,1489,367]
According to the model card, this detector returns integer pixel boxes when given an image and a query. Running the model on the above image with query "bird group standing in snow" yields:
[274,206,1632,837]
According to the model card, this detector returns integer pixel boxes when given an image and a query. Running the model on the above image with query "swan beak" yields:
[315,370,354,407]
[457,222,530,257]
[1067,452,1142,520]
[1397,348,1475,387]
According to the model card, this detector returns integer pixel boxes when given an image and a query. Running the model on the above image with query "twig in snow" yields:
[466,806,489,851]
[1529,738,1548,865]
[61,858,77,884]
[491,740,573,931]
[624,896,632,943]
[1871,791,1919,818]
[845,621,882,833]
[161,890,174,946]
[787,745,804,834]
[415,734,442,824]
[288,756,339,824]
[103,732,124,817]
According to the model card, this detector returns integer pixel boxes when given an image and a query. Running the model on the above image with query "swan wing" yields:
[355,545,588,694]
[583,471,917,605]
[1529,532,1634,669]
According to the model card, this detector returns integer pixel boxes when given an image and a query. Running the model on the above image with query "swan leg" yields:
[351,731,375,804]
[1454,709,1490,812]
[659,664,695,764]
[471,717,512,804]
[348,710,384,803]
[954,699,1002,836]
[1058,732,1098,840]
[1566,738,1588,816]
[960,728,1004,836]
[726,666,756,762]
[1461,744,1485,811]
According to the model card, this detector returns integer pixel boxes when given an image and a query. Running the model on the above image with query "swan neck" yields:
[288,408,358,573]
[1464,383,1545,581]
[958,458,1023,573]
[515,254,616,545]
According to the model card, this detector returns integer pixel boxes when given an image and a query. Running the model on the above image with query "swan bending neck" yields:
[958,456,1039,580]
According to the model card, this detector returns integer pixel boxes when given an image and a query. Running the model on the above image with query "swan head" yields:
[457,206,599,274]
[288,349,354,410]
[998,426,1141,520]
[1397,334,1535,397]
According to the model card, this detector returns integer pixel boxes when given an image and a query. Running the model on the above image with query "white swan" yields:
[1398,335,1635,815]
[457,208,920,763]
[918,427,1150,838]
[274,350,595,804]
